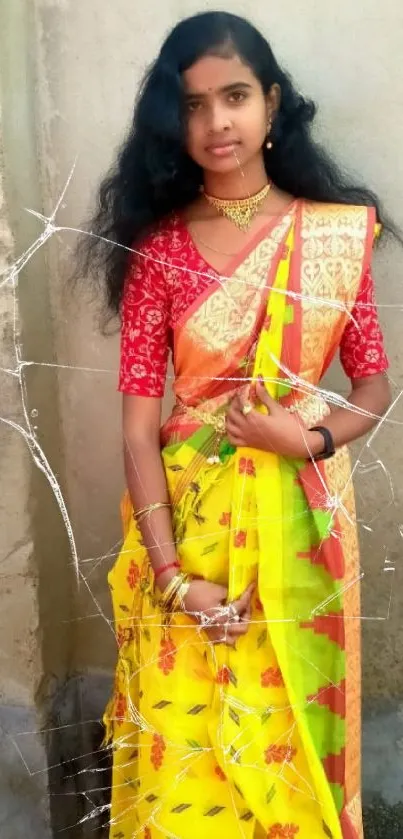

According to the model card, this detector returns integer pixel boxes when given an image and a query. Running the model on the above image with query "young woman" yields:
[80,11,393,839]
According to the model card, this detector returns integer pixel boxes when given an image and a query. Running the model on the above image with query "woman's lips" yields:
[206,142,240,157]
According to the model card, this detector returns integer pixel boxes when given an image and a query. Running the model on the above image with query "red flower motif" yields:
[267,824,299,839]
[239,457,256,477]
[150,733,165,770]
[234,530,247,548]
[116,625,125,648]
[263,315,272,331]
[116,625,135,649]
[219,512,231,526]
[115,692,127,725]
[214,765,227,781]
[216,666,231,685]
[255,597,264,612]
[158,636,177,675]
[145,307,163,325]
[261,667,284,688]
[127,560,140,590]
[264,744,297,765]
[144,829,152,839]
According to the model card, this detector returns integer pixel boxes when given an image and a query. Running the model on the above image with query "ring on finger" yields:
[242,403,253,417]
[228,603,239,622]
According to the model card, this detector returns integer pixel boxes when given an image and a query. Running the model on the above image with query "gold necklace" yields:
[203,183,272,231]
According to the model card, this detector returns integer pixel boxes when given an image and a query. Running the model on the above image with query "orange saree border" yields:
[280,201,377,839]
[172,208,296,406]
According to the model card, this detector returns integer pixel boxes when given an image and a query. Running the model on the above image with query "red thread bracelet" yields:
[154,561,180,581]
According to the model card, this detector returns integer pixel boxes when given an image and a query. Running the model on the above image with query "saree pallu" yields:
[104,201,377,839]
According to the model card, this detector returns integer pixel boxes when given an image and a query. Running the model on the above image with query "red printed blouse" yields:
[119,214,388,397]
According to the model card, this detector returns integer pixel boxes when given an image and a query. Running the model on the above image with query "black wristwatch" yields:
[310,426,335,461]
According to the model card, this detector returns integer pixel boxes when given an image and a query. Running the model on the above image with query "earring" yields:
[266,118,273,150]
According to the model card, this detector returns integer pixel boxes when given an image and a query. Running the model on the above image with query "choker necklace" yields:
[203,182,272,231]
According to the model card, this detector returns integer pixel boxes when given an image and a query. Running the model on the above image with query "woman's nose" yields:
[207,104,232,134]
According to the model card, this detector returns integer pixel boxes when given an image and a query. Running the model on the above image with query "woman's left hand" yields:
[226,380,320,459]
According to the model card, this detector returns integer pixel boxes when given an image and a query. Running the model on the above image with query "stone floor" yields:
[363,797,403,838]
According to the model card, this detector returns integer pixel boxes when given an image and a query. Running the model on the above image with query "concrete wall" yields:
[0,116,53,839]
[1,0,402,835]
[0,2,77,834]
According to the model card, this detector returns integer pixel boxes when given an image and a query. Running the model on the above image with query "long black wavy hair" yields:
[77,10,397,316]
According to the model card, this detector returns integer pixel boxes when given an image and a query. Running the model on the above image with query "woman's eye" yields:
[228,91,247,104]
[187,100,202,112]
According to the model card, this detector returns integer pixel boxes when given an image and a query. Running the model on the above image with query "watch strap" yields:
[310,425,335,461]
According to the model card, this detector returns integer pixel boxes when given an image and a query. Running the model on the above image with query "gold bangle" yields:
[159,573,189,612]
[134,501,171,523]
[171,579,191,612]
[159,574,181,609]
[178,580,191,609]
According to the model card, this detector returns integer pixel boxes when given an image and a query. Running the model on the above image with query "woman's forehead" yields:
[183,54,256,94]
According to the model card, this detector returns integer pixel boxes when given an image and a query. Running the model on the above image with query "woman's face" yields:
[183,53,273,175]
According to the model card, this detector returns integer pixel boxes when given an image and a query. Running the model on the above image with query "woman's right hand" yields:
[182,579,255,646]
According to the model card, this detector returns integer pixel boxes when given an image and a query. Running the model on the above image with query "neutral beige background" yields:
[1,0,403,711]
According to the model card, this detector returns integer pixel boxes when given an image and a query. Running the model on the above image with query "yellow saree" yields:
[104,200,377,839]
